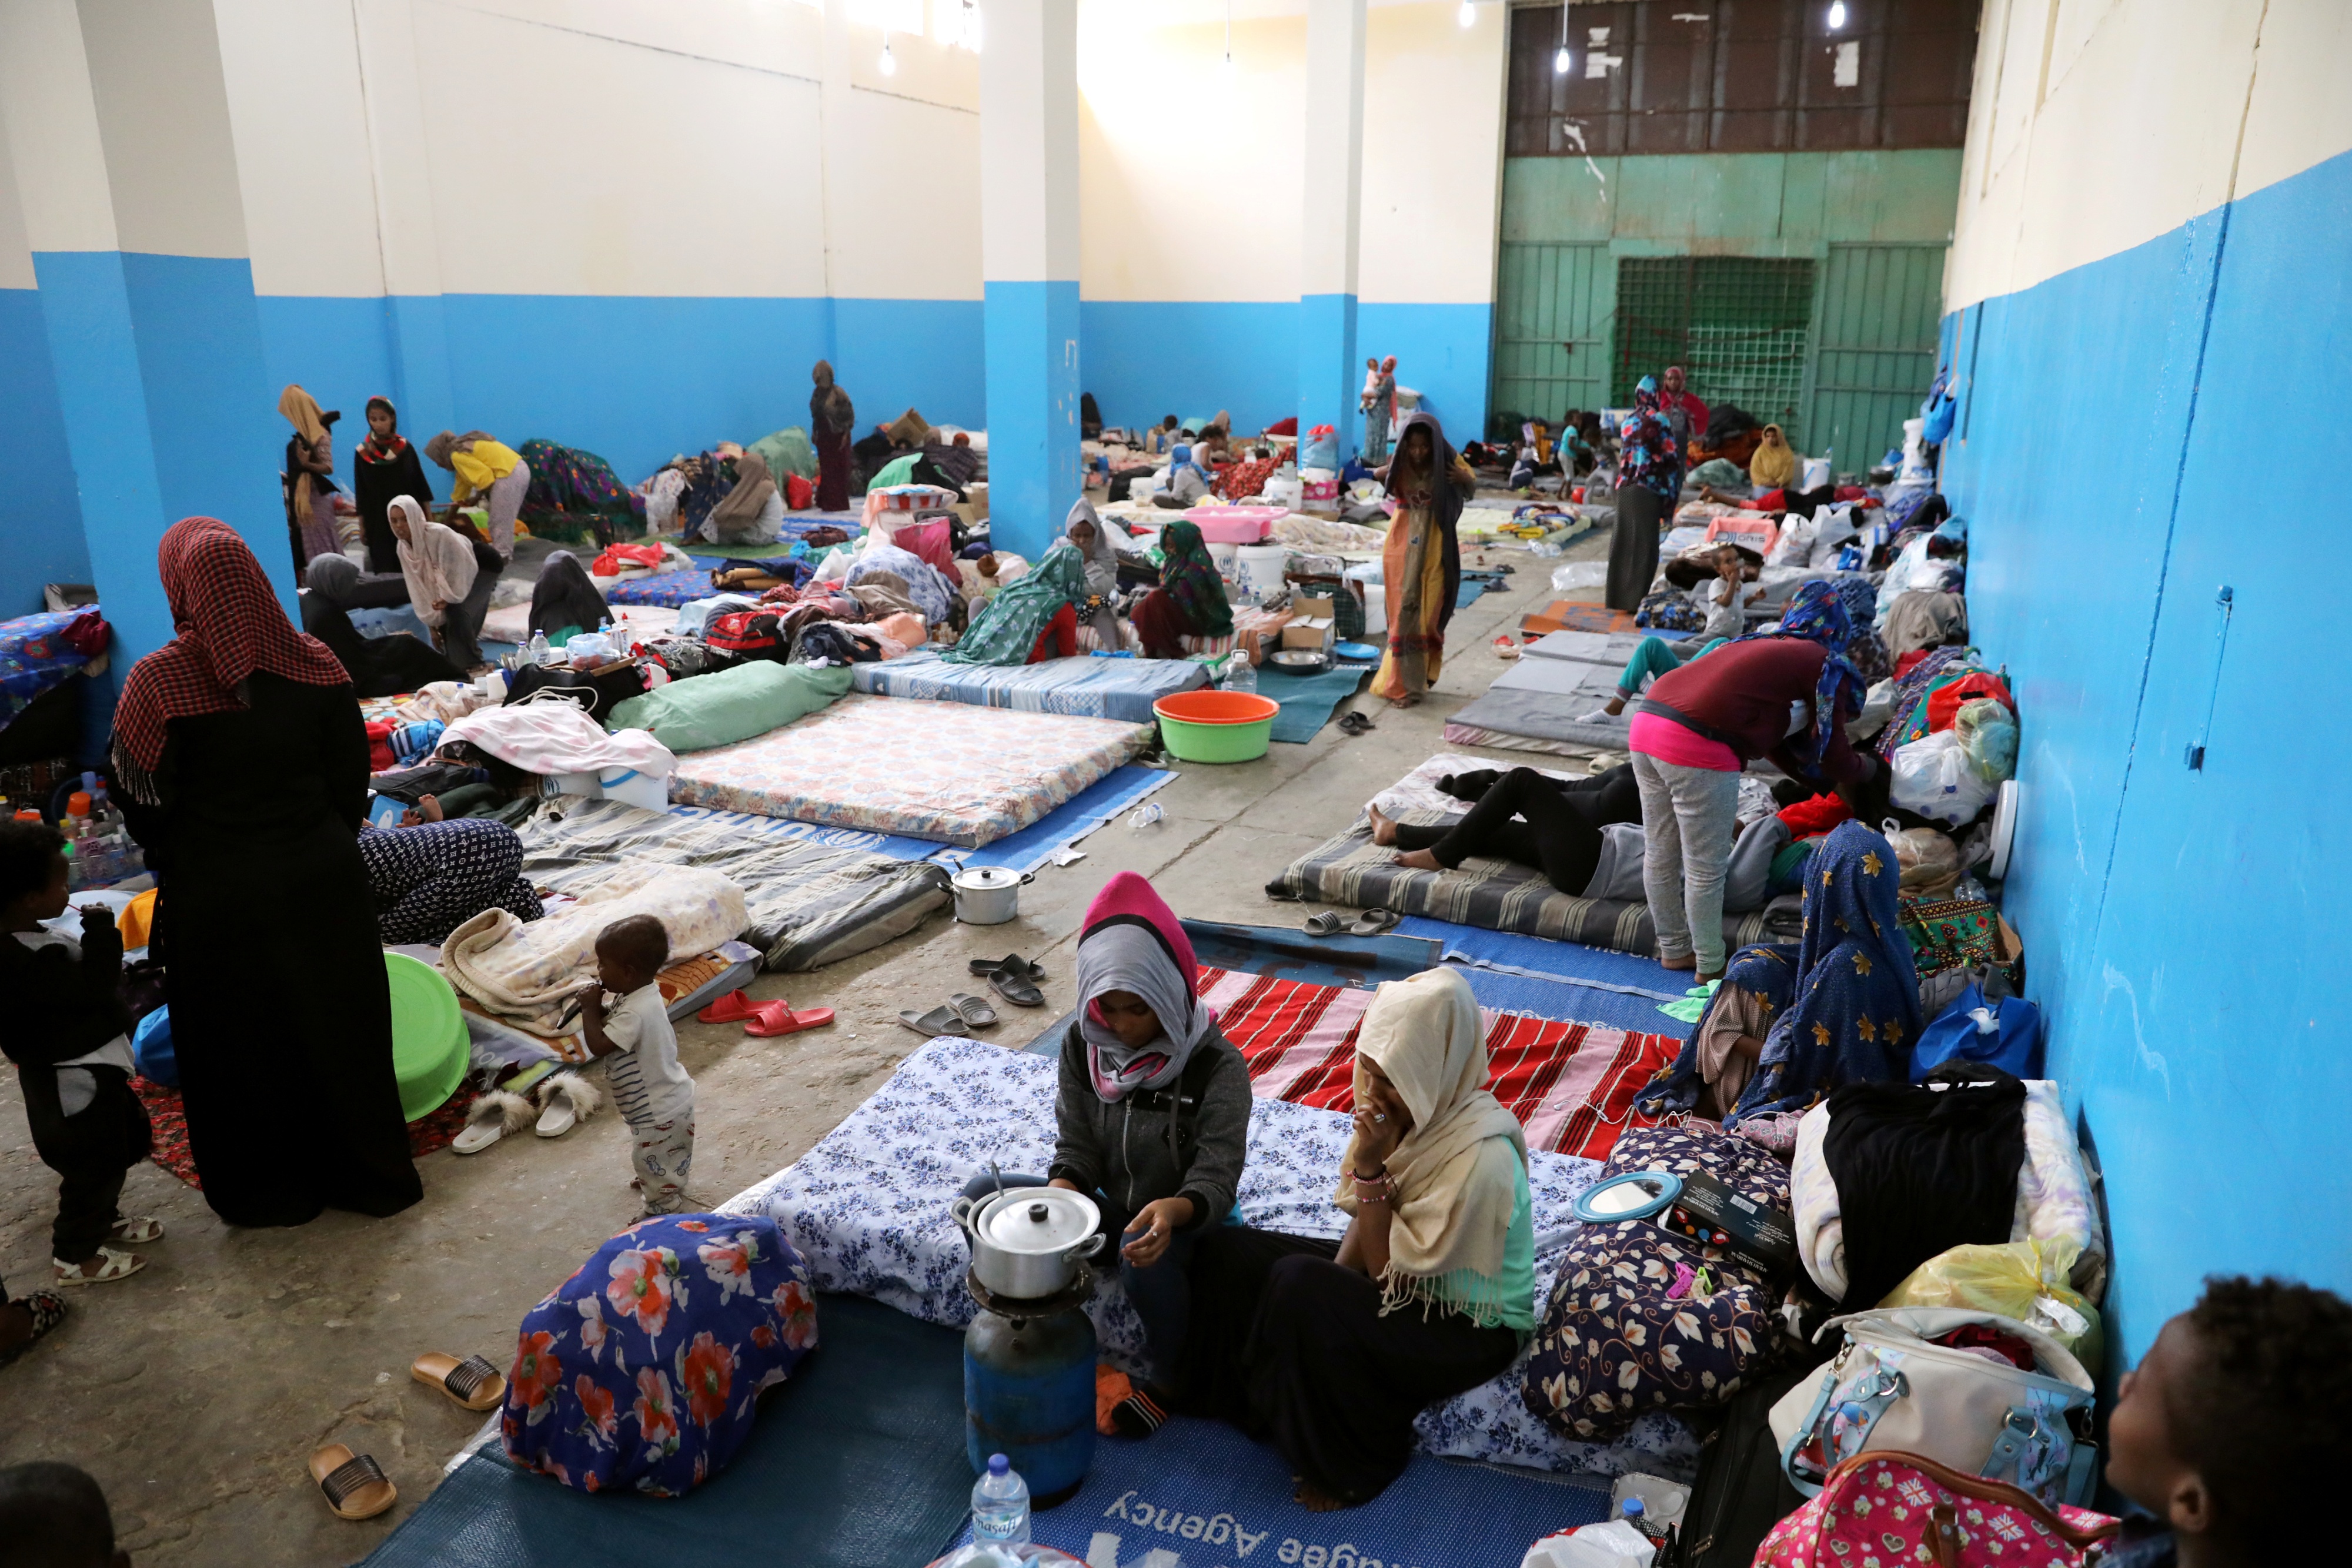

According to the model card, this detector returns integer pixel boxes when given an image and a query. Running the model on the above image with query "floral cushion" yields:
[500,1214,818,1496]
[1521,1122,1793,1439]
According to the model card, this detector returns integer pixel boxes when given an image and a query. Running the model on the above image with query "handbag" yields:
[1756,1451,2115,1568]
[1768,1308,2098,1509]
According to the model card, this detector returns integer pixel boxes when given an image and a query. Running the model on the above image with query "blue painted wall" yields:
[1940,145,2352,1366]
[0,289,93,615]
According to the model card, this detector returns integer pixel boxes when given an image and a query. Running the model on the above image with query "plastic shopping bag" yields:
[1879,1239,2102,1366]
[1890,730,1998,827]
[1956,697,2019,783]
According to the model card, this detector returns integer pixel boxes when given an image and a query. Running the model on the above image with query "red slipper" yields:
[696,989,761,1024]
[744,1002,835,1038]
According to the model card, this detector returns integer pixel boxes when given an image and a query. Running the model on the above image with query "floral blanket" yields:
[0,607,108,731]
[440,861,747,1032]
[719,1037,1700,1480]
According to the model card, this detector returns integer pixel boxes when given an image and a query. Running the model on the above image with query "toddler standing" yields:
[579,914,694,1216]
[0,821,158,1285]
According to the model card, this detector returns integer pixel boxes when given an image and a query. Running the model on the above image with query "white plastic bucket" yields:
[1206,541,1241,580]
[1235,544,1288,602]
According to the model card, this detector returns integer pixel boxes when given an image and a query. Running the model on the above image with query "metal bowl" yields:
[1265,648,1332,676]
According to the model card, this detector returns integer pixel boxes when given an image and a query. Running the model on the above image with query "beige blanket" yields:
[439,861,748,1032]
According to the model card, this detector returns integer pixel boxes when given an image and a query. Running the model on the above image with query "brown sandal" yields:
[309,1444,397,1521]
[411,1351,507,1412]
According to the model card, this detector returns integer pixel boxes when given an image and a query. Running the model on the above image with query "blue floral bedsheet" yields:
[0,608,107,733]
[718,1035,1700,1480]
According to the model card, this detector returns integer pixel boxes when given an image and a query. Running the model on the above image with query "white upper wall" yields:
[1949,0,2352,312]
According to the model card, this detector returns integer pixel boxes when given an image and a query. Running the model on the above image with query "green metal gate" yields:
[1802,243,1947,471]
[1612,256,1817,443]
[1489,242,1612,439]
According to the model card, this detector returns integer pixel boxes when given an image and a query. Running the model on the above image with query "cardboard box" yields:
[1280,594,1335,650]
[1651,1171,1797,1278]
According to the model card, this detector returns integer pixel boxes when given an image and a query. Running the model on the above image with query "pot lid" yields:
[952,865,1023,891]
[977,1188,1097,1253]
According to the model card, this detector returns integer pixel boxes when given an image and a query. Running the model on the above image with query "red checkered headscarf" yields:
[112,518,351,800]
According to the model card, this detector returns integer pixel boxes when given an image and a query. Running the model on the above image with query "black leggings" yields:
[1394,765,1641,895]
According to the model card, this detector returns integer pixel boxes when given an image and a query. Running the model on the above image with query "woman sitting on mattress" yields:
[1130,520,1232,659]
[1365,762,1641,897]
[356,794,544,947]
[1184,967,1532,1511]
[963,872,1249,1439]
[1635,820,1919,1129]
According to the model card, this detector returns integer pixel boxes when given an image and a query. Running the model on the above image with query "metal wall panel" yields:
[1804,242,1946,469]
[1488,240,1615,435]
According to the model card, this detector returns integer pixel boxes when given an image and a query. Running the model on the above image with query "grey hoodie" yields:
[1046,1019,1251,1229]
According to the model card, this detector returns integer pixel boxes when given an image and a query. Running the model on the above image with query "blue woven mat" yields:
[1265,664,1374,743]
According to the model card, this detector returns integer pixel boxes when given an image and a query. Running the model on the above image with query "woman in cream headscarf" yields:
[389,496,500,671]
[279,385,343,579]
[1184,967,1534,1510]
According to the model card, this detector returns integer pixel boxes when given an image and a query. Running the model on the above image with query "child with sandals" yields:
[0,820,162,1288]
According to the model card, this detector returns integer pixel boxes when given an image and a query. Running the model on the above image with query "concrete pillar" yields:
[980,0,1081,560]
[352,0,457,442]
[0,0,288,661]
[1297,0,1367,458]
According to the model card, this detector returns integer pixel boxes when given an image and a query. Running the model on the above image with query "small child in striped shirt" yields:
[579,914,694,1216]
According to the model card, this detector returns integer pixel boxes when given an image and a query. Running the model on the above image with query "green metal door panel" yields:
[1805,243,1947,470]
[1490,242,1614,436]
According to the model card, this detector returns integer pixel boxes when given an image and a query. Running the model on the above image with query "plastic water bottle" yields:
[1224,656,1257,697]
[1621,1496,1666,1547]
[971,1453,1030,1547]
[529,630,553,666]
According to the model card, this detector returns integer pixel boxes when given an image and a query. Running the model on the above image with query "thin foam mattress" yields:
[850,647,1210,724]
[666,691,1152,847]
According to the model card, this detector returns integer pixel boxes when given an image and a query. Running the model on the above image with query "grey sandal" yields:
[898,1004,970,1037]
[950,992,1000,1030]
[1303,912,1350,937]
[1347,908,1401,937]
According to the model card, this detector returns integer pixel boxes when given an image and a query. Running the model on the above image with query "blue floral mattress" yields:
[849,648,1211,725]
[717,1035,1700,1481]
[0,607,105,731]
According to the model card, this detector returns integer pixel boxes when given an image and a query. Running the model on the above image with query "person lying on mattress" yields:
[356,798,543,947]
[1365,763,1640,897]
[961,872,1248,1440]
[1182,967,1532,1512]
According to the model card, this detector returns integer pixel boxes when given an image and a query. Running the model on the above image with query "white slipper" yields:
[453,1091,536,1155]
[108,1215,164,1244]
[534,1072,603,1138]
[54,1246,145,1286]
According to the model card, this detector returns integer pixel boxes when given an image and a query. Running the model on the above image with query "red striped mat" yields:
[1197,966,1677,1162]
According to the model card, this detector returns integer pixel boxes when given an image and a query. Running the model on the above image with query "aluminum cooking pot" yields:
[950,864,1034,926]
[951,1185,1104,1300]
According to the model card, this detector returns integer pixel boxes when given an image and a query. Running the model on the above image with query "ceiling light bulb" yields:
[1458,1,1475,27]
[880,39,896,75]
[1553,45,1572,74]
[1826,1,1846,28]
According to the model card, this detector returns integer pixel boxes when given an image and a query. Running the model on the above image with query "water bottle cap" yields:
[987,1454,1008,1476]
[1622,1497,1646,1519]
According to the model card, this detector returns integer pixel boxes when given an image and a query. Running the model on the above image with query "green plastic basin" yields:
[386,952,467,1122]
[1153,690,1278,764]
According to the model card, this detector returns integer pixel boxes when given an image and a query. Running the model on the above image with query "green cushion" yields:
[385,952,466,1123]
[607,661,851,753]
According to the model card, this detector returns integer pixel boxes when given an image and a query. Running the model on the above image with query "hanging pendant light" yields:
[1826,1,1847,28]
[1458,1,1476,28]
[880,29,897,75]
[1553,4,1572,74]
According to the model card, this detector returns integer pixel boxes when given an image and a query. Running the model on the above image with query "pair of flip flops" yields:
[1337,710,1377,736]
[969,953,1047,1008]
[1303,907,1400,937]
[697,989,836,1038]
[313,1353,509,1521]
[900,992,1000,1036]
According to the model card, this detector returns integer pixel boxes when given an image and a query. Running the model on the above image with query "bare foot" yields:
[1603,696,1627,717]
[1395,848,1443,872]
[1294,1479,1351,1513]
[1368,804,1399,847]
[1387,692,1422,710]
[53,1249,145,1285]
[1659,952,1699,971]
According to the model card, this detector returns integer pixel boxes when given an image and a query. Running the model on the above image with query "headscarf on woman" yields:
[1635,941,1800,1121]
[351,395,435,574]
[113,519,351,803]
[358,396,407,463]
[1726,578,1865,783]
[1369,412,1468,703]
[943,543,1089,665]
[1155,520,1233,637]
[390,494,479,628]
[1748,423,1798,489]
[706,449,777,539]
[1334,968,1528,1317]
[1063,497,1119,598]
[530,550,611,642]
[422,430,496,470]
[1722,821,1919,1125]
[810,361,855,434]
[279,383,335,526]
[1615,377,1681,502]
[1832,573,1893,683]
[1075,871,1214,1102]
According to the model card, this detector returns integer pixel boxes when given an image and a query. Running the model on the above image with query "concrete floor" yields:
[0,523,1613,1566]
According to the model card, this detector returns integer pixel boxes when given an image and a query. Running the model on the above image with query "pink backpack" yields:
[1758,1452,2117,1568]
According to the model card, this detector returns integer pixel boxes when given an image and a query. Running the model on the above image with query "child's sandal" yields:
[108,1216,164,1243]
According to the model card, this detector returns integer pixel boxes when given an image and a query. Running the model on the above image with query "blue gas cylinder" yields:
[963,1283,1096,1507]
